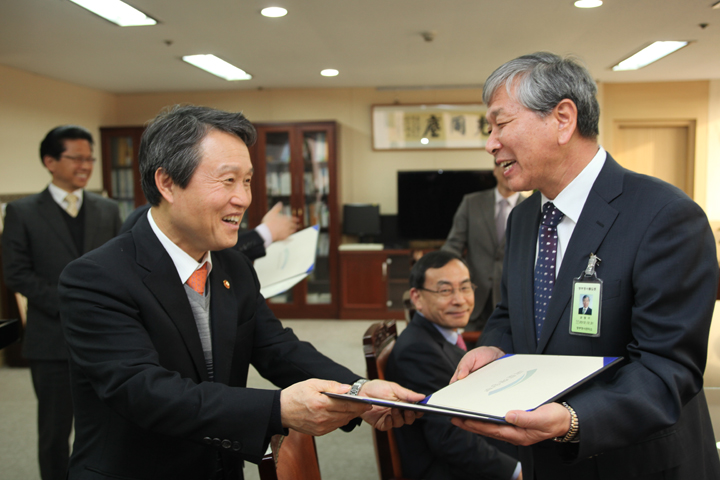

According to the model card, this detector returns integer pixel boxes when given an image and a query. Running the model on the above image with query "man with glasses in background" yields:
[2,125,121,480]
[385,250,521,480]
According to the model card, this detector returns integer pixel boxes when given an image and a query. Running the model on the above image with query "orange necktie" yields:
[187,263,208,295]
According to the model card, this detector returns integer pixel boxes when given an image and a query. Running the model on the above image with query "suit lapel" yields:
[134,217,211,382]
[514,193,543,352]
[478,190,498,249]
[537,156,624,352]
[37,188,79,257]
[208,258,239,386]
[414,313,465,363]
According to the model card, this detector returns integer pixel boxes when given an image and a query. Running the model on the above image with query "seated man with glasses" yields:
[386,250,521,480]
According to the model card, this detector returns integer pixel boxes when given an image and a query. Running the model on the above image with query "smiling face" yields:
[411,259,474,329]
[157,129,253,261]
[485,85,565,198]
[43,139,94,192]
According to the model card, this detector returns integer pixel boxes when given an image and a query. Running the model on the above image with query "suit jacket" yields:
[578,307,592,315]
[120,203,267,261]
[480,154,720,480]
[385,313,518,480]
[1,188,121,360]
[442,189,525,320]
[58,214,359,480]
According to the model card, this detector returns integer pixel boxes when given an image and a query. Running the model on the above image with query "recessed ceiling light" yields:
[69,0,157,26]
[321,69,339,77]
[612,41,689,71]
[182,55,252,81]
[574,0,603,7]
[261,7,288,18]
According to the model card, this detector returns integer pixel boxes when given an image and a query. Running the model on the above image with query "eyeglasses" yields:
[60,154,96,164]
[419,283,477,298]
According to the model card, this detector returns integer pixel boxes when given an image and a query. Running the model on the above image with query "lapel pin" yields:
[223,280,230,289]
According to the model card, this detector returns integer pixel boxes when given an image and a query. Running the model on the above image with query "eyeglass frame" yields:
[418,283,477,298]
[59,154,97,165]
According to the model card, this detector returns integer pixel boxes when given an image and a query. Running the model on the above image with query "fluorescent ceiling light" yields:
[69,0,157,26]
[261,7,288,18]
[574,0,603,8]
[320,69,339,77]
[182,55,252,81]
[612,41,689,71]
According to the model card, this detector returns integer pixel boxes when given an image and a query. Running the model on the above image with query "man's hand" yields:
[450,346,506,383]
[451,402,572,446]
[280,379,371,436]
[358,380,426,431]
[262,202,300,242]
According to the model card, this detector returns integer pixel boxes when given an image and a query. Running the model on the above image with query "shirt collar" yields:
[495,188,521,207]
[422,315,460,345]
[540,146,607,223]
[147,208,213,284]
[48,182,84,210]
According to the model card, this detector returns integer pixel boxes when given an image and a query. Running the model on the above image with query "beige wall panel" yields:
[0,64,117,195]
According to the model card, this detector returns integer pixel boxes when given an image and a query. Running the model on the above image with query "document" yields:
[253,225,319,298]
[325,354,621,424]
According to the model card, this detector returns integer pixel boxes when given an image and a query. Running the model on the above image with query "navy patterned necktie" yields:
[534,202,564,343]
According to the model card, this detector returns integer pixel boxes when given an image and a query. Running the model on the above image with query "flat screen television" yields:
[397,170,496,240]
[343,203,381,242]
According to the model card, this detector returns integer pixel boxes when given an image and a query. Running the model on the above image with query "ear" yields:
[42,155,57,172]
[409,288,424,312]
[154,168,176,204]
[553,98,578,146]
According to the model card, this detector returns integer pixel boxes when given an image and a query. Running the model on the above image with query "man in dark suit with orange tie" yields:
[451,52,719,479]
[58,105,423,480]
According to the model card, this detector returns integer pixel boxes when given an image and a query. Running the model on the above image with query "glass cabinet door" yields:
[100,127,145,221]
[302,131,331,305]
[263,131,294,305]
[108,136,136,220]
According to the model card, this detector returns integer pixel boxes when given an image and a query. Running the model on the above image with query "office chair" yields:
[258,430,322,480]
[363,320,408,480]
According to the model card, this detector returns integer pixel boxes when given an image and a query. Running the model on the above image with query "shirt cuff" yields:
[267,390,287,438]
[511,462,522,480]
[255,223,273,248]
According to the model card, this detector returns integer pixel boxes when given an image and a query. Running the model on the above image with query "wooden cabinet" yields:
[339,250,413,320]
[247,122,340,319]
[100,126,146,220]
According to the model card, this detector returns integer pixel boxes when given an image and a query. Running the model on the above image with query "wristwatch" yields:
[553,402,579,443]
[349,378,369,396]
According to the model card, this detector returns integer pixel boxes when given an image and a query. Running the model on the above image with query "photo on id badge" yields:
[570,281,601,337]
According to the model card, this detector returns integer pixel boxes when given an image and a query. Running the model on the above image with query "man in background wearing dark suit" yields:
[2,125,121,480]
[442,164,525,332]
[452,52,719,479]
[58,105,422,480]
[386,250,520,480]
[120,200,298,261]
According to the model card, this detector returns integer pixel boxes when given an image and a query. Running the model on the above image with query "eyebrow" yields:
[434,279,472,287]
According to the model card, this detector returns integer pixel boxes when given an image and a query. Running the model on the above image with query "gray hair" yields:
[482,52,600,138]
[139,105,257,206]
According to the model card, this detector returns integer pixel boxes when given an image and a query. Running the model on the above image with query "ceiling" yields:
[1,0,719,94]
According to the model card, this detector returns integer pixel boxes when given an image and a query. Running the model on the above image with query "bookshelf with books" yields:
[100,127,146,220]
[247,121,340,318]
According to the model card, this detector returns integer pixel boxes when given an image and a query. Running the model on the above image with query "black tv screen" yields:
[398,170,496,240]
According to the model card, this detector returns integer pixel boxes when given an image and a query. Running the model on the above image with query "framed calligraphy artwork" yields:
[372,103,489,151]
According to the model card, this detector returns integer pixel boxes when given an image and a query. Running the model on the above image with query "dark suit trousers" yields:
[30,360,74,480]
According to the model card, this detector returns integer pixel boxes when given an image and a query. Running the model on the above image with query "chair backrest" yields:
[258,430,322,480]
[363,320,405,480]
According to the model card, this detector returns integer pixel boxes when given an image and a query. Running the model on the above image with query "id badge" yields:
[570,254,602,337]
